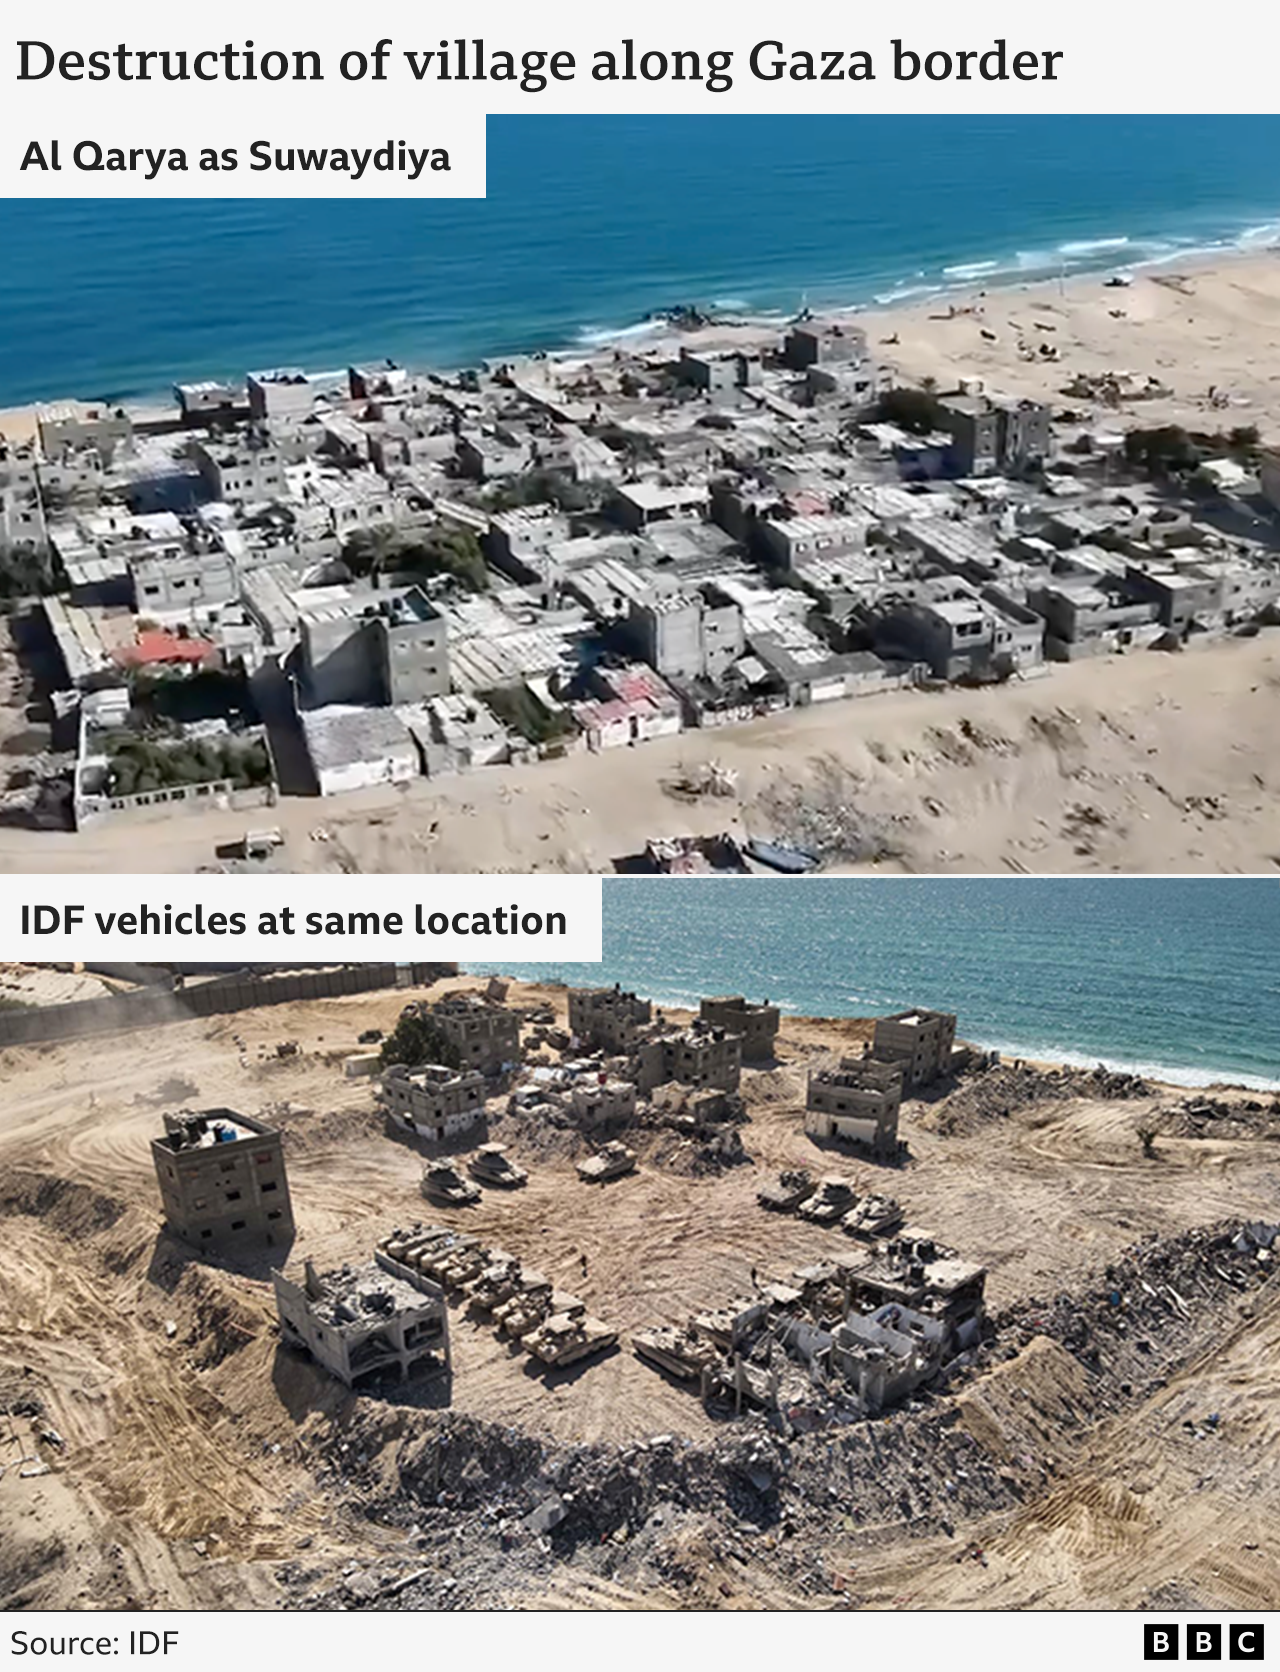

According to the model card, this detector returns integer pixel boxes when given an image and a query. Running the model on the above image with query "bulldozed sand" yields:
[2,977,1277,1611]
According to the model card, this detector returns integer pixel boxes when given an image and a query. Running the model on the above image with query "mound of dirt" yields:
[0,1171,127,1238]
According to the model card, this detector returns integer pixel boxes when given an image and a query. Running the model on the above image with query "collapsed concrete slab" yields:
[274,1251,450,1388]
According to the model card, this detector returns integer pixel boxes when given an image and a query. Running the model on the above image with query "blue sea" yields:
[478,878,1280,1091]
[2,116,1280,405]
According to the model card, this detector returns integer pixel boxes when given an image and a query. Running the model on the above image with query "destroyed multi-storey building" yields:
[846,1234,988,1351]
[805,1056,904,1160]
[569,1074,638,1130]
[872,1008,957,1087]
[151,1108,294,1253]
[829,1305,951,1413]
[567,985,653,1053]
[698,995,780,1061]
[636,1227,987,1420]
[633,1021,742,1094]
[274,1251,451,1388]
[429,992,521,1075]
[382,1062,487,1142]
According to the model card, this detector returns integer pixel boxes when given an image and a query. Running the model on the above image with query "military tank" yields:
[798,1176,858,1225]
[422,1164,481,1208]
[632,1324,719,1381]
[525,1310,617,1368]
[469,1143,529,1188]
[576,1140,637,1183]
[842,1193,904,1240]
[756,1168,816,1212]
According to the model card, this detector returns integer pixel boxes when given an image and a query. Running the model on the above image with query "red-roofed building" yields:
[116,628,218,670]
[573,662,683,752]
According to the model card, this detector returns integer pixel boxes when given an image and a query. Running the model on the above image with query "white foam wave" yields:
[872,282,944,305]
[1058,236,1130,257]
[942,260,1001,280]
[974,1036,1280,1092]
[574,318,665,348]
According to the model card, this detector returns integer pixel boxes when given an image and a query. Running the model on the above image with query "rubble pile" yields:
[642,1091,752,1176]
[288,1220,1278,1611]
[918,1059,1154,1135]
[754,760,903,867]
[1152,1093,1280,1143]
[989,1220,1279,1400]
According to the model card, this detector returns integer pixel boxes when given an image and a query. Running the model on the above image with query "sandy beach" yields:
[629,247,1280,440]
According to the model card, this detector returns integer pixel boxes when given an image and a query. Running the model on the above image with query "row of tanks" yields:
[380,1223,617,1369]
[422,1144,529,1207]
[756,1168,903,1239]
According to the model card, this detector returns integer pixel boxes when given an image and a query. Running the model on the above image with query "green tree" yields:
[380,1011,462,1070]
[876,387,942,436]
[1124,426,1200,476]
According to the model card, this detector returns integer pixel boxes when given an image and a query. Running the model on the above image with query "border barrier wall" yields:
[0,962,457,1047]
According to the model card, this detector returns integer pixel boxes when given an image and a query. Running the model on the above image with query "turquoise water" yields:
[2,116,1279,404]
[479,878,1280,1090]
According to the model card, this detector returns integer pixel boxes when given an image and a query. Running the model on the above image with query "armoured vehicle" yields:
[576,1140,637,1183]
[469,1143,528,1188]
[422,1164,482,1208]
[756,1169,817,1212]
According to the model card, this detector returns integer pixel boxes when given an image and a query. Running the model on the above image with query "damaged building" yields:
[567,985,654,1053]
[382,1063,487,1142]
[805,1056,904,1160]
[698,995,781,1061]
[151,1107,294,1254]
[636,1228,987,1420]
[569,1074,639,1131]
[633,1021,743,1095]
[428,992,522,1075]
[872,1008,958,1087]
[274,1250,451,1388]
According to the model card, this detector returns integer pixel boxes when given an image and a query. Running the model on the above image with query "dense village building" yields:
[8,309,1280,833]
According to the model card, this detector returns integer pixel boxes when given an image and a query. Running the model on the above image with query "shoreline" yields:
[465,973,1280,1095]
[3,216,1279,419]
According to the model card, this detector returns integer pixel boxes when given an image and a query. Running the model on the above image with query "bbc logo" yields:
[1145,1624,1265,1661]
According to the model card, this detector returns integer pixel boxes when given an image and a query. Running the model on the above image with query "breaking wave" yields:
[565,209,1280,355]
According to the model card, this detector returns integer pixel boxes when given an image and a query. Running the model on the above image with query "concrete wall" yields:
[0,963,453,1047]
